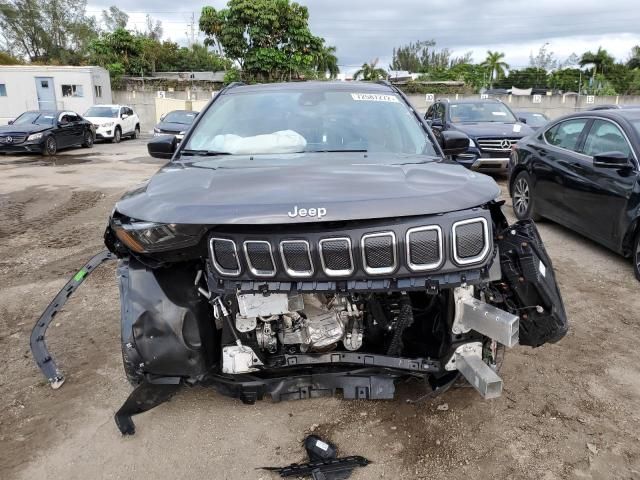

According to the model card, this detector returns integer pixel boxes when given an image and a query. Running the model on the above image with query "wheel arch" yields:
[621,216,640,257]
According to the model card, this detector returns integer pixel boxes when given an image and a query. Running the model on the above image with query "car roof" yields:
[440,98,502,105]
[164,110,197,114]
[91,104,126,108]
[21,110,61,115]
[226,81,395,94]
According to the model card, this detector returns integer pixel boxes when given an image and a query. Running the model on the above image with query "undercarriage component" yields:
[30,250,116,388]
[284,352,440,373]
[114,377,181,435]
[264,455,370,479]
[452,285,519,348]
[451,342,503,399]
[222,344,264,374]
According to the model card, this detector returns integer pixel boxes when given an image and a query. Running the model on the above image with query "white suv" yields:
[84,105,140,143]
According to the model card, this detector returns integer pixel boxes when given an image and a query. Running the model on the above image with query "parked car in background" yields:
[0,110,94,155]
[84,105,140,143]
[425,99,535,173]
[589,104,640,111]
[514,111,549,131]
[509,109,640,280]
[153,110,198,138]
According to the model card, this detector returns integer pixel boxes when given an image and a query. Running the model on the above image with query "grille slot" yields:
[280,240,314,277]
[361,232,396,275]
[452,218,489,265]
[319,237,354,276]
[209,238,241,276]
[477,138,518,152]
[406,226,442,271]
[243,240,276,277]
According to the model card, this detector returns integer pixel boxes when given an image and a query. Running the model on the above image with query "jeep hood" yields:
[452,122,534,138]
[115,153,500,224]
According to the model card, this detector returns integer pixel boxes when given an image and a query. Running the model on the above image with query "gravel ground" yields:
[1,140,639,480]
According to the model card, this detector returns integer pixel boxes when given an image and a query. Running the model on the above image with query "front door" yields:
[35,77,56,110]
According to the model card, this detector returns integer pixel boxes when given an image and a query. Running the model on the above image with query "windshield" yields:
[13,112,55,126]
[163,111,198,124]
[84,106,119,118]
[184,89,435,156]
[519,112,548,127]
[449,102,517,123]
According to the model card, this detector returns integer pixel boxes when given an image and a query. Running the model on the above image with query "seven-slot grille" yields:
[476,138,518,152]
[0,135,27,144]
[208,217,490,278]
[406,226,442,271]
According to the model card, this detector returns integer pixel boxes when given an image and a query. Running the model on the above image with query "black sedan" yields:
[0,110,95,156]
[509,109,640,280]
[153,110,198,137]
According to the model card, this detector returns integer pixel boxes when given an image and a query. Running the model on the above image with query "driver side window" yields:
[582,120,632,158]
[544,119,588,152]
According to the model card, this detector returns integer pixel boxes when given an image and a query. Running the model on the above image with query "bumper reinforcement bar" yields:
[30,250,116,388]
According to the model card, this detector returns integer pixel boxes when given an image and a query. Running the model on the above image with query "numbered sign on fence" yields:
[586,95,595,104]
[157,91,166,99]
[533,94,542,104]
[425,93,435,102]
[480,93,489,99]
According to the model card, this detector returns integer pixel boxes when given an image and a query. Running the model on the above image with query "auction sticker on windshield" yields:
[351,93,399,103]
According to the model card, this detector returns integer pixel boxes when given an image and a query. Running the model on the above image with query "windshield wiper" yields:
[180,149,231,156]
[306,149,368,153]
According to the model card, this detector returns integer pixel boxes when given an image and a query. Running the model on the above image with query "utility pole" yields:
[186,12,197,47]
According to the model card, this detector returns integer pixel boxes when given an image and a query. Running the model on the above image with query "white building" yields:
[0,65,112,124]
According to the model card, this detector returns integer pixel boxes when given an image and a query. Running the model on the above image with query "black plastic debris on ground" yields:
[263,435,370,479]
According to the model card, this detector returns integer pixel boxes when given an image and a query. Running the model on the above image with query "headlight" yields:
[112,218,204,253]
[27,132,44,141]
[468,139,476,148]
[102,122,114,127]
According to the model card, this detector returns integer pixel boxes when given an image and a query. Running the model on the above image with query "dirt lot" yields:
[1,139,639,480]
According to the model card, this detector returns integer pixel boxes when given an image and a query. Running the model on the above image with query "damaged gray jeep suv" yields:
[32,81,568,434]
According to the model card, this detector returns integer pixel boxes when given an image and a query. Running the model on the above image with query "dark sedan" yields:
[0,110,95,155]
[153,110,198,137]
[509,109,640,280]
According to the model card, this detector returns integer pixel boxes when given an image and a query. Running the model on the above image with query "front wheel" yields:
[113,127,122,144]
[42,136,57,156]
[82,130,94,148]
[633,231,640,282]
[512,171,541,221]
[132,125,140,139]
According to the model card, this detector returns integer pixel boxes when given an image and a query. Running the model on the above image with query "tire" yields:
[113,127,122,143]
[82,130,94,148]
[512,171,541,221]
[132,125,140,139]
[633,231,640,282]
[42,136,57,156]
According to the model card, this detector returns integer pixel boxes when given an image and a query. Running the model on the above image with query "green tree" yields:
[549,68,582,92]
[496,67,548,89]
[101,6,128,32]
[0,0,97,63]
[390,39,471,73]
[627,45,640,70]
[579,47,615,76]
[480,50,509,88]
[314,45,339,79]
[353,58,387,81]
[529,43,557,70]
[0,50,21,63]
[199,0,328,81]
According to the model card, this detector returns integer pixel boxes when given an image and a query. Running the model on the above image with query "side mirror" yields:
[121,114,129,120]
[593,151,632,169]
[440,130,470,156]
[7,120,13,125]
[148,135,176,159]
[518,117,527,124]
[160,114,166,122]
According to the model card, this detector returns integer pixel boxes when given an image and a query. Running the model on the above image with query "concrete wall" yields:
[0,66,111,124]
[113,89,216,132]
[405,93,640,119]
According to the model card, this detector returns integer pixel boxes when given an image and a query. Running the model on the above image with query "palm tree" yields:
[353,58,387,81]
[480,51,509,88]
[579,47,615,76]
[315,45,339,79]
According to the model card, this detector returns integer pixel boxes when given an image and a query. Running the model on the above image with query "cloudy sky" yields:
[86,0,640,71]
